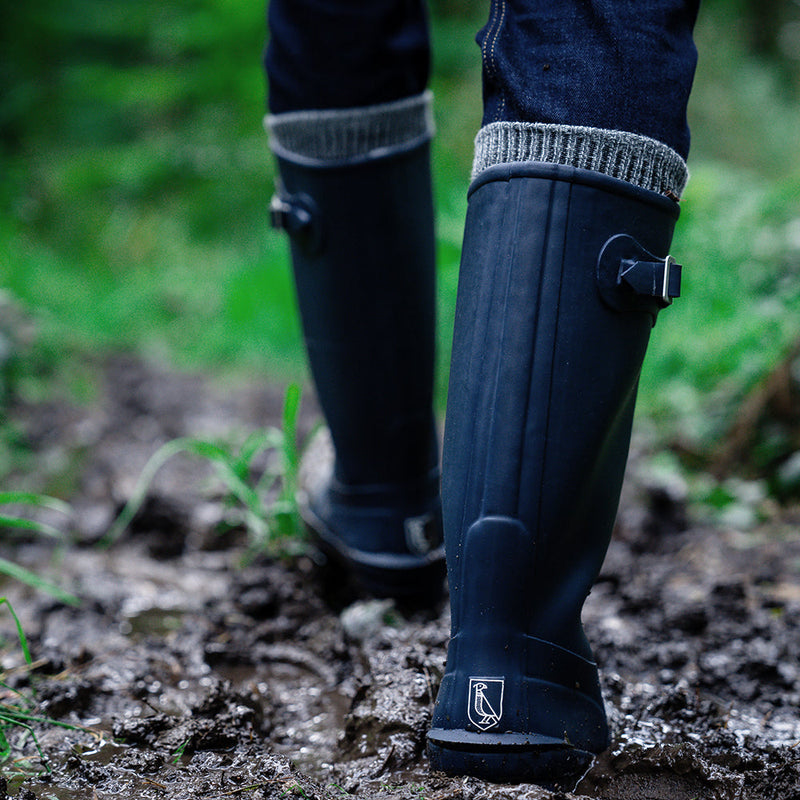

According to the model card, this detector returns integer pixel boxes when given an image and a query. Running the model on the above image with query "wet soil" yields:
[1,355,799,799]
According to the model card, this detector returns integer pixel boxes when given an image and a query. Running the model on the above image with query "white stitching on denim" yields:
[482,0,508,119]
[488,0,506,78]
[482,0,501,78]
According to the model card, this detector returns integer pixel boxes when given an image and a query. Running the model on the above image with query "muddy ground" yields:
[1,355,800,800]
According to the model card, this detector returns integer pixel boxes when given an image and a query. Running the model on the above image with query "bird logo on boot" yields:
[467,678,504,731]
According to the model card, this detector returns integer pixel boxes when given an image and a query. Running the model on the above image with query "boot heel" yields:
[427,739,595,789]
[428,516,609,781]
[303,483,445,603]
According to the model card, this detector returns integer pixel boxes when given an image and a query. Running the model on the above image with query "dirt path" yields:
[1,356,799,799]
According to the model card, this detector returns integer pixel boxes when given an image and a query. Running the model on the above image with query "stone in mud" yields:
[112,713,172,746]
[36,677,95,717]
[340,599,397,642]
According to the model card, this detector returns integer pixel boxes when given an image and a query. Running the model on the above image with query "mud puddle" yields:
[1,355,799,799]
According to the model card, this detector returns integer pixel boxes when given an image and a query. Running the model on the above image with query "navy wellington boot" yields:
[427,162,682,785]
[271,139,445,603]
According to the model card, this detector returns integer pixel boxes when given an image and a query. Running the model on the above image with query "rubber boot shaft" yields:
[428,162,680,784]
[274,142,444,600]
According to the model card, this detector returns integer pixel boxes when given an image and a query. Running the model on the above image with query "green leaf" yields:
[0,492,71,539]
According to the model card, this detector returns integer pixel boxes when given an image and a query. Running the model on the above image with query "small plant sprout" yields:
[100,384,307,556]
[0,492,78,605]
[0,598,93,773]
[171,737,190,764]
[280,782,308,798]
[0,492,71,540]
[0,610,46,770]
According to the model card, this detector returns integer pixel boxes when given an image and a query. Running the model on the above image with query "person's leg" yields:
[477,0,699,158]
[428,0,699,785]
[266,0,431,115]
[265,0,445,601]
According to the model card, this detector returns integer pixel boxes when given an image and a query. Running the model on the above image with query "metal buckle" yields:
[269,194,291,230]
[270,192,315,237]
[598,233,682,316]
[662,255,676,306]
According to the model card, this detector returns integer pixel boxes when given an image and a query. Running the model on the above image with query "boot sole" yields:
[427,733,596,789]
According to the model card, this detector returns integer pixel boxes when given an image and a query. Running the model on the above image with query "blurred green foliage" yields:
[1,0,799,473]
[1,0,301,379]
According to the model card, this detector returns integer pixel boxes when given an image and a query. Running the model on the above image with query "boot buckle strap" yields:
[620,254,682,307]
[270,192,314,235]
[270,188,321,253]
[269,193,291,230]
[597,233,683,318]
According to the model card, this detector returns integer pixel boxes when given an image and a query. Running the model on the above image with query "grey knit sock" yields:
[473,121,689,198]
[266,91,434,166]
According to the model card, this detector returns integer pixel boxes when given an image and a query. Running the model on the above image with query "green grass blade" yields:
[0,560,79,607]
[210,457,263,517]
[99,385,306,554]
[99,437,229,546]
[235,429,284,473]
[276,384,302,539]
[0,515,65,540]
[100,436,266,547]
[0,597,33,664]
[0,716,50,772]
[281,383,301,478]
[0,492,71,539]
[0,493,71,517]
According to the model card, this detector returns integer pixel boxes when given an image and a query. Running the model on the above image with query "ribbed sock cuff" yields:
[266,91,434,166]
[473,122,689,198]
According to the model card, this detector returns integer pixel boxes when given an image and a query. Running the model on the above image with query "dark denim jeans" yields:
[266,0,431,116]
[265,0,699,157]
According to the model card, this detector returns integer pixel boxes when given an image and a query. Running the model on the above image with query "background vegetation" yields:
[1,0,799,485]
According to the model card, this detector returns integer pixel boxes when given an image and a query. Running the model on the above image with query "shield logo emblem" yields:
[467,677,504,731]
